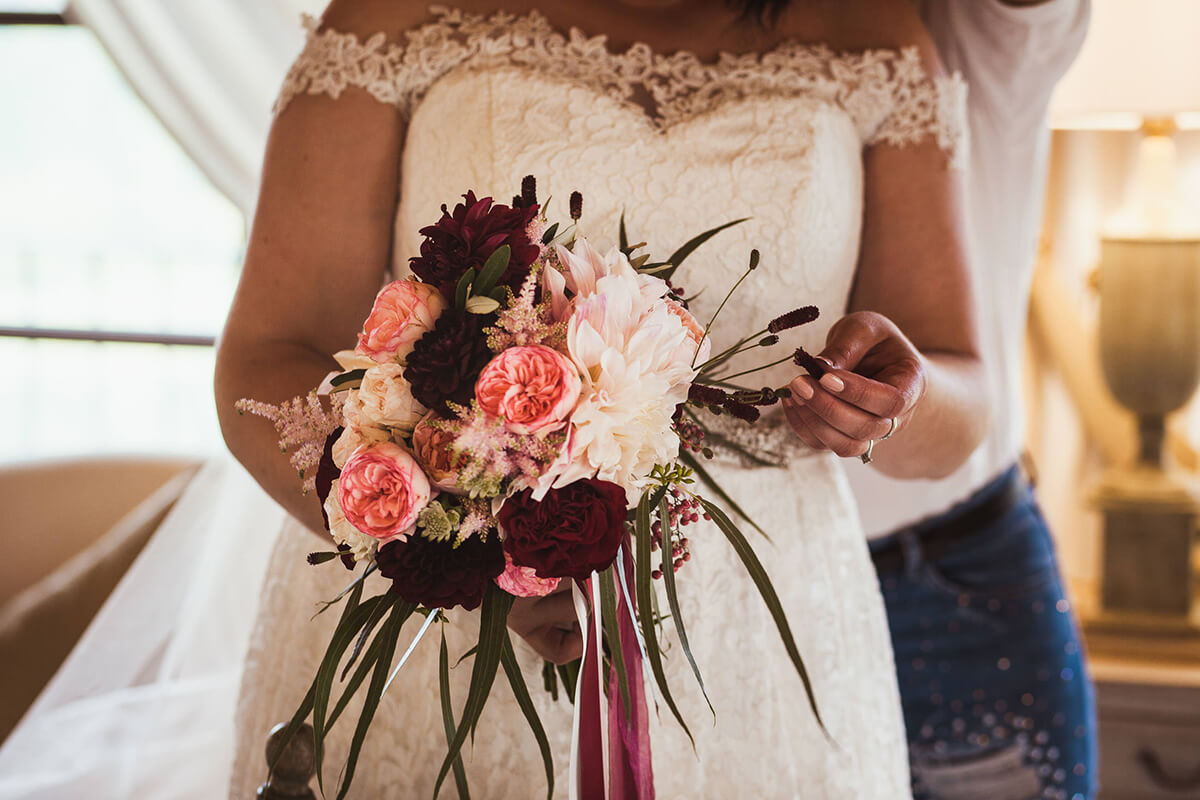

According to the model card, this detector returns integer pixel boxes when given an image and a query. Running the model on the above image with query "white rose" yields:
[356,363,427,433]
[331,424,392,469]
[324,482,378,563]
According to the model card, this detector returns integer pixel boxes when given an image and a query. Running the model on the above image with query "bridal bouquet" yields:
[239,177,826,800]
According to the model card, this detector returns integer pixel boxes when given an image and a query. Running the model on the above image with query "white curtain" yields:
[66,0,325,217]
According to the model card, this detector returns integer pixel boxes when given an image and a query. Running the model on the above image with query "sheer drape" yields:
[66,0,324,216]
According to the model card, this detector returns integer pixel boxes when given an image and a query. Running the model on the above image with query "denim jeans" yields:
[871,468,1098,800]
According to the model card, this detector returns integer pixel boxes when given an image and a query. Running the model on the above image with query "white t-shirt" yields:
[847,0,1091,537]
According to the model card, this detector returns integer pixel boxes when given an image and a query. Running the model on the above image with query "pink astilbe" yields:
[444,401,567,499]
[235,392,344,494]
[456,496,496,543]
[485,268,566,352]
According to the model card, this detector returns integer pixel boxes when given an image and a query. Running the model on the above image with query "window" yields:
[0,12,245,462]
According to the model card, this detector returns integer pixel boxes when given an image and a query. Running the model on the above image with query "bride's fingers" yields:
[782,399,829,451]
[788,376,898,441]
[507,589,578,636]
[785,399,873,460]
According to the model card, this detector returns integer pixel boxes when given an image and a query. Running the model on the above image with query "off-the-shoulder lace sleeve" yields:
[273,7,967,166]
[828,48,969,166]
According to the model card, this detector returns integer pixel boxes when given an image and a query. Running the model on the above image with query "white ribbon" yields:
[568,580,590,800]
[615,547,661,710]
[381,610,438,695]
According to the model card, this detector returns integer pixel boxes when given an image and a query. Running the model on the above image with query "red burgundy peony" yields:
[409,191,541,301]
[499,479,628,581]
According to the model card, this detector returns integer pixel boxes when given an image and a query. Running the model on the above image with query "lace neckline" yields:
[277,4,968,162]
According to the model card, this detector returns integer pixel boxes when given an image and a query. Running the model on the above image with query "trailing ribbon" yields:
[571,550,654,800]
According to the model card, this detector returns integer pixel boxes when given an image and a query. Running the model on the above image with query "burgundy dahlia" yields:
[409,192,541,300]
[403,308,493,415]
[376,533,505,611]
[498,479,628,581]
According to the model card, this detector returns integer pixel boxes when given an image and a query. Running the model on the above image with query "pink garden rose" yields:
[410,412,464,494]
[355,279,446,363]
[474,345,581,435]
[338,442,432,539]
[495,552,561,598]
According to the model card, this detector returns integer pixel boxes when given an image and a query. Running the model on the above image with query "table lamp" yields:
[1049,0,1200,636]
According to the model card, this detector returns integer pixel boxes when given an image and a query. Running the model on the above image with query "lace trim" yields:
[274,6,968,165]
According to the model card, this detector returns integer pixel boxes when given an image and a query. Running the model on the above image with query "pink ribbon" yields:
[576,549,654,800]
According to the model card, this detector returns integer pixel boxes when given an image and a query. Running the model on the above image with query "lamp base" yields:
[1092,466,1199,618]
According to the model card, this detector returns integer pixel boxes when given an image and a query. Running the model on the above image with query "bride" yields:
[211,0,986,797]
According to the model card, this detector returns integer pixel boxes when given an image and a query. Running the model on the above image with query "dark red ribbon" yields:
[576,549,654,800]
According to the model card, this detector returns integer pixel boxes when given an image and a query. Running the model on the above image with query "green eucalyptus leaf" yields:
[658,495,714,719]
[541,222,560,245]
[454,268,476,309]
[662,217,750,282]
[464,295,502,315]
[700,499,824,734]
[473,245,512,297]
[329,369,366,388]
[440,630,471,800]
[501,631,554,800]
[433,584,514,799]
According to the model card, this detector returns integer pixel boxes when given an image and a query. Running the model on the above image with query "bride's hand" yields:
[781,311,925,460]
[507,583,584,665]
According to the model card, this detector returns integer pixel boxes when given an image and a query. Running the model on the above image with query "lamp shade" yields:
[1050,0,1200,129]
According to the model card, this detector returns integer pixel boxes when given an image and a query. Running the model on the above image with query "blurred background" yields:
[2,1,1199,796]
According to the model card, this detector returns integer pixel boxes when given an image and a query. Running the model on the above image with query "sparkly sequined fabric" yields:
[231,8,968,797]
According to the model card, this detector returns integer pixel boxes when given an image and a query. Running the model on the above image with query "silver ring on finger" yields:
[880,416,898,441]
[860,438,875,465]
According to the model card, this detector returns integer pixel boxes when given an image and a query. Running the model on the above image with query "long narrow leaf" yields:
[700,499,823,731]
[557,661,579,703]
[327,600,416,731]
[312,593,385,794]
[433,584,515,798]
[501,631,554,800]
[598,566,631,718]
[335,599,409,799]
[313,563,377,618]
[679,450,768,539]
[342,593,395,680]
[619,212,629,253]
[634,489,693,748]
[657,496,714,719]
[439,630,471,800]
[661,217,749,281]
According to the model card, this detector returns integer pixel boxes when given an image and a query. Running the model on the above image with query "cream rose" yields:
[356,363,427,433]
[324,483,380,561]
[332,424,392,469]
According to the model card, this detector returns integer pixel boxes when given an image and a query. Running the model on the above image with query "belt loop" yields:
[898,529,923,577]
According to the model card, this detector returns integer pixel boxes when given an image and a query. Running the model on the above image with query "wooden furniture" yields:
[259,722,316,800]
[1093,657,1200,799]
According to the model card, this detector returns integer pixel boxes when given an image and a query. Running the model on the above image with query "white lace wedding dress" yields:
[227,8,967,799]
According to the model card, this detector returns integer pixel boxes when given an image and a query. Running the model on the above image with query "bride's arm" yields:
[214,1,418,536]
[783,4,989,479]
